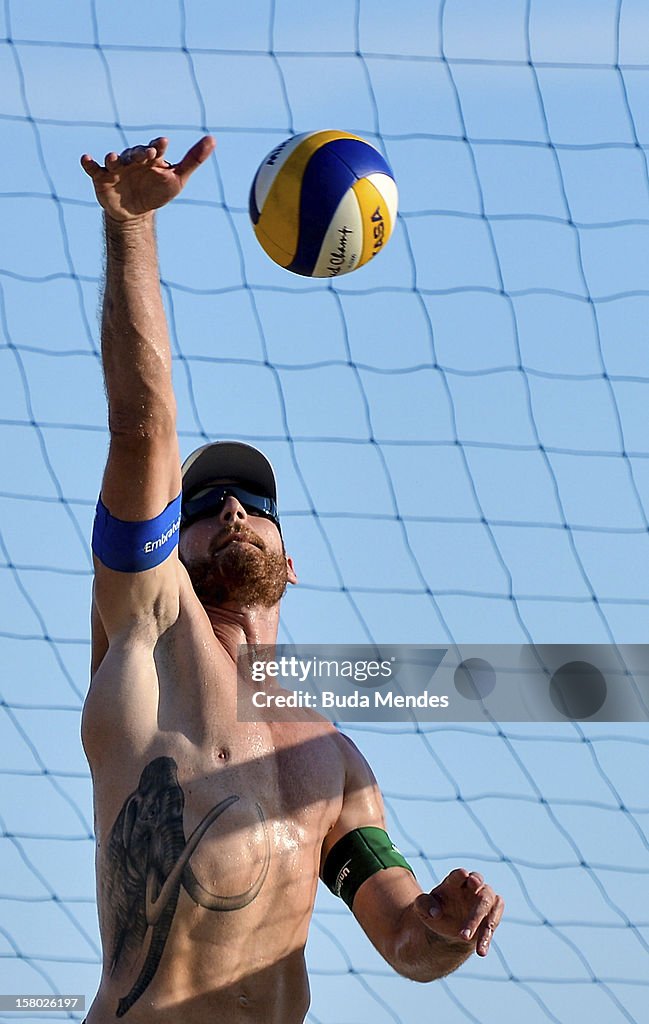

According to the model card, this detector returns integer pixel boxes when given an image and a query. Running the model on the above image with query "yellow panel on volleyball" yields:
[352,175,396,269]
[253,130,368,266]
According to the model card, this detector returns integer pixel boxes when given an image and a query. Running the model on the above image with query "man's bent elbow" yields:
[391,954,460,984]
[393,962,443,983]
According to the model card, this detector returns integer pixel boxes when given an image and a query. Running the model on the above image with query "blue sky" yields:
[1,1,648,1022]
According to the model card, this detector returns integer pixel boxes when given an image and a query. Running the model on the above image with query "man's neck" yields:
[201,601,281,661]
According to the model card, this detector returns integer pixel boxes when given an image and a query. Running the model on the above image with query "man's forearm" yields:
[102,214,176,436]
[390,903,473,982]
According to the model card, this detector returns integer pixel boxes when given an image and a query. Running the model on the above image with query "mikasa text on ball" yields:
[249,130,398,278]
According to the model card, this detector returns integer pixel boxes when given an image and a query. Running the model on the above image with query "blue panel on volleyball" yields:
[324,138,392,180]
[249,173,261,224]
[288,143,358,277]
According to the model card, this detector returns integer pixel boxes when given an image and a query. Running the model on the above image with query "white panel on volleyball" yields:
[366,173,399,230]
[312,190,364,278]
[252,132,315,210]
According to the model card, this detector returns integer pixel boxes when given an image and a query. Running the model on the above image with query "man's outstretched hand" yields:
[80,136,216,222]
[413,868,504,957]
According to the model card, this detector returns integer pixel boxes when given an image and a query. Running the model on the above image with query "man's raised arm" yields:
[81,136,215,638]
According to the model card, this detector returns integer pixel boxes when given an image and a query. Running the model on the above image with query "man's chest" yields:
[152,632,346,831]
[92,624,347,871]
[96,725,345,943]
[172,721,345,853]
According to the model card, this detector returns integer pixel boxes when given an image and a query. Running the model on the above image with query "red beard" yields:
[182,525,288,608]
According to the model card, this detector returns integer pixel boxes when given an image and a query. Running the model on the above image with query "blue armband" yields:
[91,493,182,573]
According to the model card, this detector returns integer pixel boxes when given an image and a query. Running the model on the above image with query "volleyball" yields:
[249,130,398,278]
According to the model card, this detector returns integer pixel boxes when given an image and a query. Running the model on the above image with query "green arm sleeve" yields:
[322,826,414,910]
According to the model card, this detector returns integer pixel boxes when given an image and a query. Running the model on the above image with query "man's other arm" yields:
[320,736,504,982]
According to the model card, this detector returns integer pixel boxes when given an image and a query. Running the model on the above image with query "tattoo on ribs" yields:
[104,756,270,1017]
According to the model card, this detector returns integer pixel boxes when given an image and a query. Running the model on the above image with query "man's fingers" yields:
[459,886,498,941]
[475,894,505,956]
[119,145,157,165]
[413,893,441,921]
[83,136,213,184]
[445,868,471,888]
[174,135,216,183]
[444,867,484,893]
[80,154,102,178]
[464,872,484,892]
[148,137,169,160]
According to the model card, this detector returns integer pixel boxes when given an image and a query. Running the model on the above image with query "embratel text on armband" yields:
[91,493,182,573]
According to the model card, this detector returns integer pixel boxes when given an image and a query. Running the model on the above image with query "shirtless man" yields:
[80,135,504,1024]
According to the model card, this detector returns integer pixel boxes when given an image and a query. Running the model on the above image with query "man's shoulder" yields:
[331,730,378,785]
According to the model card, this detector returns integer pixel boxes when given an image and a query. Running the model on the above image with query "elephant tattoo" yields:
[104,756,270,1017]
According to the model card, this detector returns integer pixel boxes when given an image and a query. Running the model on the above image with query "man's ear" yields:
[286,554,298,585]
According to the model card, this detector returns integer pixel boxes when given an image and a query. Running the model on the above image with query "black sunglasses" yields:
[181,484,281,534]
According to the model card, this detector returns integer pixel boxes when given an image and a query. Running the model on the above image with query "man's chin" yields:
[185,542,288,609]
